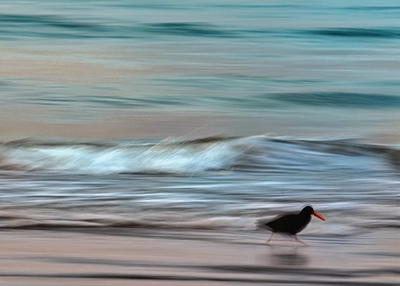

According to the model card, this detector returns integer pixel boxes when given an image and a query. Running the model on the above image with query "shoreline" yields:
[0,228,398,285]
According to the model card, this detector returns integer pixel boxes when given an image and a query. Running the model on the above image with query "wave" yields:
[3,12,400,43]
[142,23,236,38]
[6,84,400,111]
[269,92,400,108]
[0,14,107,39]
[1,203,397,236]
[0,14,238,39]
[0,212,254,231]
[0,14,101,30]
[0,136,251,174]
[0,136,399,175]
[309,28,400,39]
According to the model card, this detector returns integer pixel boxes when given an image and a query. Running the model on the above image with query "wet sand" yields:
[0,229,398,285]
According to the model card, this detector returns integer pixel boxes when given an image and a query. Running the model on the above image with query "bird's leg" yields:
[294,236,308,246]
[265,231,274,244]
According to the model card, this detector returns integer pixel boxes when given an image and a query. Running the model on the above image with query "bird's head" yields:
[302,206,325,221]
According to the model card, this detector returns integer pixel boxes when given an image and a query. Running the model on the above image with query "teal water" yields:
[1,1,400,118]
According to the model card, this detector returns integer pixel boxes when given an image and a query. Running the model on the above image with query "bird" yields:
[257,206,325,246]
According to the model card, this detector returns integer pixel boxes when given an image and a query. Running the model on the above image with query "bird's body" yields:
[258,206,325,245]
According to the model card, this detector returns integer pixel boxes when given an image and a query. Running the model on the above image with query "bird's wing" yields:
[266,214,297,233]
[256,214,293,231]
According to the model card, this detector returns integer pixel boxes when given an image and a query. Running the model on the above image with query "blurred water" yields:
[0,0,399,240]
[1,1,400,117]
[0,136,399,236]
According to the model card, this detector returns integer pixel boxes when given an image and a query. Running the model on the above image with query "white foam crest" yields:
[1,137,256,174]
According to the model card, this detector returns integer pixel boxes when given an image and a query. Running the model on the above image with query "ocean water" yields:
[0,136,399,237]
[0,0,400,238]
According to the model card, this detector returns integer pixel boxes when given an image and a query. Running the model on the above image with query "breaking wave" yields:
[0,136,398,175]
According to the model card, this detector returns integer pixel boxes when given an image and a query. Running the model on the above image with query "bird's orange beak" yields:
[312,211,325,221]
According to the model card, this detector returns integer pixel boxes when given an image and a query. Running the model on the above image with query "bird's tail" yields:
[255,218,273,231]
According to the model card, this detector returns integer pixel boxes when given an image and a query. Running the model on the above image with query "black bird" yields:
[257,206,325,245]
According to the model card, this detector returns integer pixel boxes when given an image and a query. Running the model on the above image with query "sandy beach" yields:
[0,228,398,286]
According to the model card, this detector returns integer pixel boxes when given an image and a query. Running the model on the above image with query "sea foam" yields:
[0,136,397,175]
[0,137,258,174]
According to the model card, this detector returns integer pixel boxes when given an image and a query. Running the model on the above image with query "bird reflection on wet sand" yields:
[266,247,310,266]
